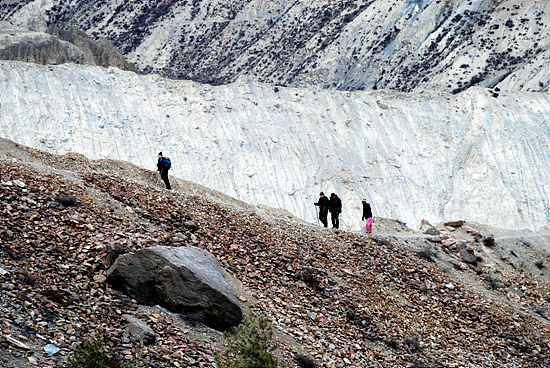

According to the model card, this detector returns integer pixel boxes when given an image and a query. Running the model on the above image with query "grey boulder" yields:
[123,315,156,345]
[106,246,242,331]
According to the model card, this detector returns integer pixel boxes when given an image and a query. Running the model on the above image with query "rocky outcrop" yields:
[106,246,242,331]
[0,23,136,70]
[2,0,548,93]
[45,25,137,71]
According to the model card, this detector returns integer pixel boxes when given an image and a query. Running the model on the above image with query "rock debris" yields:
[1,142,550,367]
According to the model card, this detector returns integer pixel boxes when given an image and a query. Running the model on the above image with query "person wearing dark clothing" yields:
[314,192,330,227]
[329,193,342,229]
[362,199,373,233]
[157,152,171,189]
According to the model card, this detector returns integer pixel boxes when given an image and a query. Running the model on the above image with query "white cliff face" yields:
[1,61,549,231]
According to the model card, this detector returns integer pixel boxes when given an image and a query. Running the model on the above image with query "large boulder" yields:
[106,246,242,331]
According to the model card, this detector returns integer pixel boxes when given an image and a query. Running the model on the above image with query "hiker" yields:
[329,193,342,229]
[314,192,330,227]
[157,152,172,189]
[362,199,373,233]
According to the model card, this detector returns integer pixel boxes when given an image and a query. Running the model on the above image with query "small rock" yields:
[93,274,106,283]
[424,227,440,236]
[376,100,389,109]
[27,356,38,365]
[5,335,31,350]
[444,220,464,227]
[420,219,437,233]
[123,315,156,345]
[462,225,482,239]
[458,249,478,265]
[44,343,60,356]
[183,220,199,230]
[13,180,26,188]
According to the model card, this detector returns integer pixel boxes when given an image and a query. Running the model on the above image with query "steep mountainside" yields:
[1,139,550,367]
[0,60,549,231]
[2,0,549,93]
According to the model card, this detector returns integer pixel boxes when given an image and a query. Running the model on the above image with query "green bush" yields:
[215,313,284,368]
[67,335,110,368]
[67,335,144,368]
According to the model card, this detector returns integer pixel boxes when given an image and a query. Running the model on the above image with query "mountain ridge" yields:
[2,0,549,93]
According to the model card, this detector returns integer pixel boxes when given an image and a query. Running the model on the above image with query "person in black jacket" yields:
[314,192,330,227]
[157,152,171,189]
[362,199,373,233]
[329,193,342,229]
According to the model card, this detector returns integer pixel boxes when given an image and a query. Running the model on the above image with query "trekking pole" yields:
[156,168,164,186]
[340,217,350,231]
[315,205,320,226]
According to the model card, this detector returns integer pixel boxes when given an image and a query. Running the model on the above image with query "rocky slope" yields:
[0,60,549,231]
[1,0,549,93]
[1,138,550,368]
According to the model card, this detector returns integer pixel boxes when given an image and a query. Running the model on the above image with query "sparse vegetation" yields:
[215,314,285,368]
[67,335,110,368]
[67,335,144,368]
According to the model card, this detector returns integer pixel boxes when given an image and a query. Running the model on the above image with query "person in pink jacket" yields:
[362,199,372,233]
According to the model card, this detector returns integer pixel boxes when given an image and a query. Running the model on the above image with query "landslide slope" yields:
[1,139,550,368]
[2,0,549,93]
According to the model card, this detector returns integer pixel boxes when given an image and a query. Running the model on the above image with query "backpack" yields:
[161,157,171,170]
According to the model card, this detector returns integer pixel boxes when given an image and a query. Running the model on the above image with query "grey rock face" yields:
[45,25,138,71]
[106,246,242,331]
[2,0,548,93]
[0,23,136,70]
